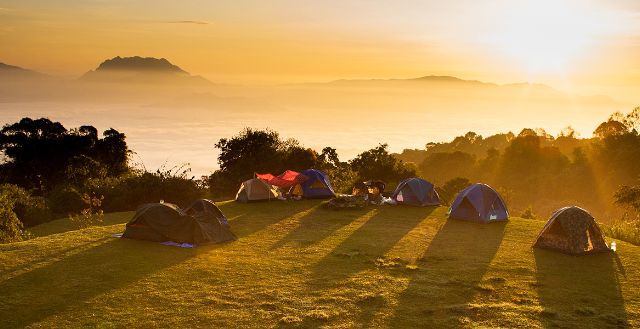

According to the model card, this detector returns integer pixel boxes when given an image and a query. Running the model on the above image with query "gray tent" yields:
[235,178,279,203]
[123,201,236,245]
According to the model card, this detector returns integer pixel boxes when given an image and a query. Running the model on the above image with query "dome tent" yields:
[122,201,236,245]
[235,178,280,203]
[533,206,609,255]
[299,169,335,199]
[391,178,441,206]
[448,183,508,223]
[184,199,232,228]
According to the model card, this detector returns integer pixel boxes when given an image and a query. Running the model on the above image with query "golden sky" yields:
[1,0,639,99]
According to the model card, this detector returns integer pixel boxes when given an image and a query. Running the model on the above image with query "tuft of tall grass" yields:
[601,220,640,246]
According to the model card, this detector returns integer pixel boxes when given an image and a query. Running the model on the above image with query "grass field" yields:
[1,200,638,328]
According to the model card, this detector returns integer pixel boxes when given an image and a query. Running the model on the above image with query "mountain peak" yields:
[0,62,27,71]
[94,56,187,74]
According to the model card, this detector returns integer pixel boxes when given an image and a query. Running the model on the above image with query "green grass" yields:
[1,200,638,328]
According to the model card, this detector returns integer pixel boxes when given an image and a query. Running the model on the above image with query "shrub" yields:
[436,177,471,205]
[85,165,205,212]
[0,184,45,242]
[14,195,52,227]
[47,185,85,216]
[68,193,104,229]
[519,206,537,219]
[0,184,52,227]
[0,192,25,243]
[601,220,640,246]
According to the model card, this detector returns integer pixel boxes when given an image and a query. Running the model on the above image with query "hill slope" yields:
[0,201,637,328]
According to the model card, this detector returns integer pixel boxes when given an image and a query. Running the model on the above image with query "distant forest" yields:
[1,108,640,244]
[394,107,640,219]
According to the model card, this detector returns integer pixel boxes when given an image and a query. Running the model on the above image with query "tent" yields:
[533,206,610,255]
[122,201,236,245]
[391,178,441,206]
[256,170,308,188]
[299,169,336,199]
[235,178,280,203]
[448,183,508,223]
[184,199,231,228]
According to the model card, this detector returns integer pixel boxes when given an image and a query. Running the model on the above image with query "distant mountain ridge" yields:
[94,56,188,74]
[325,75,559,90]
[80,56,211,86]
[0,62,47,78]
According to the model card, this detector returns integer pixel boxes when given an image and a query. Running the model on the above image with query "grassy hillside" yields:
[1,201,638,328]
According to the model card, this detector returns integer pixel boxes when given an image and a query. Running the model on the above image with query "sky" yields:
[1,0,640,100]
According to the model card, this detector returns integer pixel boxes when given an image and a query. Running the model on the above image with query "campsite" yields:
[3,1,640,328]
[1,199,637,328]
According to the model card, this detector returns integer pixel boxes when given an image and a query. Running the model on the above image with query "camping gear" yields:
[235,178,280,202]
[448,183,508,223]
[533,206,610,255]
[391,178,441,206]
[298,169,336,199]
[122,201,236,245]
[256,170,309,188]
[324,195,368,210]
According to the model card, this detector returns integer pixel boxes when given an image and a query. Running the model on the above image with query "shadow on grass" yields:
[311,207,434,283]
[0,238,195,328]
[534,249,628,328]
[223,201,317,238]
[27,212,133,238]
[388,219,506,328]
[270,206,371,250]
[0,237,112,282]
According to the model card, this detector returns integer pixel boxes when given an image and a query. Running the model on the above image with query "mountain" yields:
[0,62,48,80]
[79,56,211,86]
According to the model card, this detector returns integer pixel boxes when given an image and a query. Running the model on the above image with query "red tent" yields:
[256,170,308,188]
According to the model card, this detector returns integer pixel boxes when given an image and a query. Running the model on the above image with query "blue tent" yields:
[448,183,508,223]
[300,169,335,199]
[391,178,441,206]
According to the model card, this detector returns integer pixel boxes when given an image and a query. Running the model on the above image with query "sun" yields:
[486,0,610,74]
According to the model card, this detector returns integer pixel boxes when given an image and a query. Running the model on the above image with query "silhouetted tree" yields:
[350,144,416,185]
[0,118,129,193]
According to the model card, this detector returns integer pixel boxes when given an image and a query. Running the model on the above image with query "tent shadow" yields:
[222,201,317,238]
[0,237,112,282]
[533,249,628,328]
[269,206,371,250]
[387,219,506,328]
[0,238,196,328]
[311,207,434,285]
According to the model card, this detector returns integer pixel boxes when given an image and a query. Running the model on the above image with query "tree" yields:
[0,118,129,192]
[349,144,416,185]
[614,184,640,218]
[436,177,470,204]
[593,119,628,138]
[209,128,284,195]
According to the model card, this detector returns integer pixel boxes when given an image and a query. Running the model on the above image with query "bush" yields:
[68,193,104,229]
[47,185,85,216]
[0,184,52,227]
[436,177,471,205]
[519,206,537,219]
[0,192,25,243]
[601,220,640,246]
[0,184,45,242]
[86,166,205,212]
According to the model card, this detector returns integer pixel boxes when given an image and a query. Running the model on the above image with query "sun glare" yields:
[486,1,613,74]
